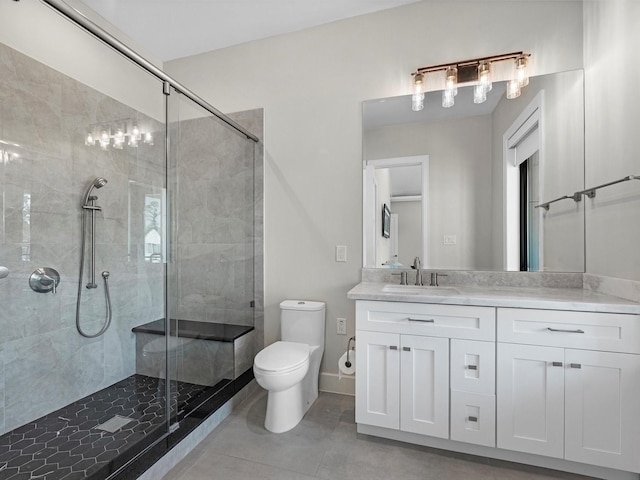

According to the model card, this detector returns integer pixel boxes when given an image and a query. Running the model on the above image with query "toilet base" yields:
[264,383,304,433]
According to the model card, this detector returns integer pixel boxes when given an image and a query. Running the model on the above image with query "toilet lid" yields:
[254,341,309,373]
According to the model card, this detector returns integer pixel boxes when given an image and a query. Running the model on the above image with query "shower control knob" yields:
[29,267,60,294]
[0,266,9,279]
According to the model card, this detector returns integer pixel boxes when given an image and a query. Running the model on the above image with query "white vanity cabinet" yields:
[497,308,640,473]
[355,301,495,443]
[356,329,450,437]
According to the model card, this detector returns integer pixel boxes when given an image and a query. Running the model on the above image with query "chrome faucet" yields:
[412,257,423,286]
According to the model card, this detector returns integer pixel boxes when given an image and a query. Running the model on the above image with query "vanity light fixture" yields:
[85,118,153,150]
[410,51,531,110]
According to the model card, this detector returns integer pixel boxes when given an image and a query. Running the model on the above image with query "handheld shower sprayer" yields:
[82,177,108,207]
[76,177,112,338]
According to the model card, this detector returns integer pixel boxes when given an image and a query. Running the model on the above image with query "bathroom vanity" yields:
[348,282,640,480]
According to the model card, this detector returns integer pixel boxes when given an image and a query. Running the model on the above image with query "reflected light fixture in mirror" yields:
[412,72,425,111]
[411,52,530,111]
[85,118,154,150]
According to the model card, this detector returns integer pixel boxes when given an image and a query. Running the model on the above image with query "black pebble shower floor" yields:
[0,375,217,480]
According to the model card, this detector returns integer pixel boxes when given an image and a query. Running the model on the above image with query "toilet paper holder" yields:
[345,336,356,367]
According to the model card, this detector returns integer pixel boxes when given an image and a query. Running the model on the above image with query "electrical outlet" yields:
[336,245,347,262]
[443,234,457,245]
[337,318,347,335]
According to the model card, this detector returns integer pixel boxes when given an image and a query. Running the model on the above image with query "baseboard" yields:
[319,372,355,396]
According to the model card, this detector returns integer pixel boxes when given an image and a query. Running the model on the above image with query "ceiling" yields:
[79,0,421,62]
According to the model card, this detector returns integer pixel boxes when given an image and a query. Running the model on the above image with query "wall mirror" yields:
[362,69,585,272]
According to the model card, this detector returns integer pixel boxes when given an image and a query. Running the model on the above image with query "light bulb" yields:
[99,130,110,150]
[506,79,521,99]
[478,61,492,92]
[85,133,94,147]
[473,84,487,104]
[442,89,455,108]
[413,72,424,93]
[131,125,141,140]
[445,66,457,92]
[516,55,529,87]
[144,132,154,145]
[113,129,124,149]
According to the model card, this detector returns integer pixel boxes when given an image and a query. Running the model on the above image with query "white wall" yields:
[165,0,584,389]
[584,0,640,281]
[392,200,422,267]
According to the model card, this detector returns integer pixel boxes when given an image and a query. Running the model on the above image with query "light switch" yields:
[336,245,347,262]
[444,235,457,245]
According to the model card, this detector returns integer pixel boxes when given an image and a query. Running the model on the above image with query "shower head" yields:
[94,177,108,189]
[83,177,108,206]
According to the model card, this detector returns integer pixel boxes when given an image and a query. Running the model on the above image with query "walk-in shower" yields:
[0,1,263,479]
[77,177,112,338]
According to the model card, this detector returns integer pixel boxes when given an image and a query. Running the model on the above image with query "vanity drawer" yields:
[450,391,496,447]
[497,308,640,353]
[356,301,495,341]
[450,339,495,395]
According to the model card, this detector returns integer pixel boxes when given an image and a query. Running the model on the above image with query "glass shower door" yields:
[165,87,257,426]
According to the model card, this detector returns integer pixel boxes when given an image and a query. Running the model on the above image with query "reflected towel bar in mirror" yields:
[536,174,639,211]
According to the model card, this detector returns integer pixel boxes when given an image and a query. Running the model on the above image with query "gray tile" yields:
[169,452,316,480]
[198,393,335,476]
[162,391,597,480]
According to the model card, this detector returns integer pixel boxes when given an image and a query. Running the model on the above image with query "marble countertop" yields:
[347,282,640,314]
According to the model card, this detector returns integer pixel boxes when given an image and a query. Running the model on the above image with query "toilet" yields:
[253,300,325,433]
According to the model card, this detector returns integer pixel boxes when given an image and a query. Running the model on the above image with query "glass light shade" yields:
[85,133,94,147]
[445,66,457,91]
[144,132,154,145]
[473,84,487,104]
[412,92,424,111]
[516,56,529,87]
[478,61,492,92]
[506,79,521,99]
[442,89,455,108]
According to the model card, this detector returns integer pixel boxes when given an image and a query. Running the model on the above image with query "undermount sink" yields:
[382,284,460,295]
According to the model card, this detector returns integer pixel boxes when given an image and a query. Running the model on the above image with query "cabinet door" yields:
[355,330,400,430]
[565,349,640,472]
[400,335,449,438]
[497,343,564,458]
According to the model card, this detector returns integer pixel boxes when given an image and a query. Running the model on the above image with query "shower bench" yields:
[132,319,255,387]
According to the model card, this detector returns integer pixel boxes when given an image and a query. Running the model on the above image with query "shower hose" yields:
[75,207,112,338]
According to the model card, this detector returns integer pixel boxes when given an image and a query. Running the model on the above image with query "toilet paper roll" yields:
[338,350,356,380]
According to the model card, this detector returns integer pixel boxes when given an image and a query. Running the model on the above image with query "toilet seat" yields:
[254,341,309,374]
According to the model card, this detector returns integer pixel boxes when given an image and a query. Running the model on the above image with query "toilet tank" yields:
[280,300,325,347]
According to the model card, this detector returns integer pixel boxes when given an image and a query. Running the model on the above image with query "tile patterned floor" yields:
[0,375,216,480]
[162,390,599,480]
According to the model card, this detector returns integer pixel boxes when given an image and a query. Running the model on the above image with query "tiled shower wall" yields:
[0,41,166,434]
[173,108,263,331]
[0,41,264,435]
